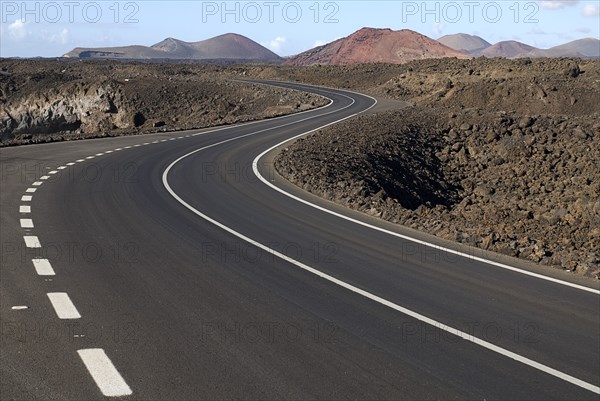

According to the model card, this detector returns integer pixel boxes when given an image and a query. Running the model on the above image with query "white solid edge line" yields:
[23,236,41,248]
[163,86,600,395]
[252,96,600,296]
[20,205,31,213]
[47,292,81,319]
[78,349,132,397]
[20,219,34,228]
[32,259,55,276]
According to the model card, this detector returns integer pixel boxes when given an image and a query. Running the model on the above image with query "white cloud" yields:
[312,37,342,48]
[583,4,600,16]
[7,19,28,41]
[49,28,70,45]
[539,0,579,9]
[262,36,286,54]
[432,22,445,37]
[528,27,549,35]
[575,27,592,33]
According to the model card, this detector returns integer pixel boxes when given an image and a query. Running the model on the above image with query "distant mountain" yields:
[437,33,491,55]
[524,47,584,58]
[286,28,469,66]
[547,38,600,58]
[64,33,281,61]
[481,40,537,58]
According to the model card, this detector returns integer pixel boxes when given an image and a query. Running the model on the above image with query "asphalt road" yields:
[1,82,599,400]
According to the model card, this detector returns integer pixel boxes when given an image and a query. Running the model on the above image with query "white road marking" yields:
[251,92,599,296]
[47,293,81,319]
[105,150,113,154]
[67,162,76,166]
[11,306,29,310]
[20,205,31,213]
[95,153,104,156]
[133,144,141,147]
[143,143,150,146]
[26,188,37,193]
[21,196,32,202]
[160,139,167,142]
[32,181,43,186]
[169,138,176,141]
[86,156,95,159]
[40,176,50,180]
[115,148,123,151]
[20,219,34,228]
[78,349,132,397]
[57,166,67,170]
[32,259,55,276]
[125,146,132,149]
[152,140,159,144]
[49,170,59,174]
[178,136,184,139]
[164,86,600,395]
[76,159,85,163]
[23,236,41,248]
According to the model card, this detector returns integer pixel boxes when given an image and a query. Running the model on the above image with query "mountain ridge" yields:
[64,33,281,61]
[285,27,470,66]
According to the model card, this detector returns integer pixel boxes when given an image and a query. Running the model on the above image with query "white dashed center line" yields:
[49,170,59,174]
[32,259,56,276]
[20,219,34,228]
[78,349,132,397]
[24,236,41,248]
[26,188,37,193]
[21,195,33,202]
[47,293,81,319]
[32,181,43,186]
[20,205,31,213]
[40,176,50,180]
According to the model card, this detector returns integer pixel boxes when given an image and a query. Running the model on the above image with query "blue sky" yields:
[1,1,599,57]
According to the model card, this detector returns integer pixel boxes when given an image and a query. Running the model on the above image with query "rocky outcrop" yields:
[0,60,326,145]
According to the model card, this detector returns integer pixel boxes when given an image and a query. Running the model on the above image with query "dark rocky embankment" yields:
[275,58,600,277]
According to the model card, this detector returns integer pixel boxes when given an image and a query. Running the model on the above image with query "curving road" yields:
[1,82,599,400]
